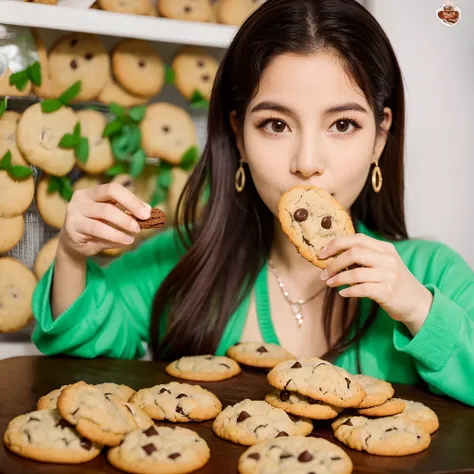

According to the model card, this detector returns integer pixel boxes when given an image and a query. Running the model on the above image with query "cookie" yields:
[353,374,394,409]
[212,399,313,446]
[0,257,37,333]
[129,381,222,423]
[48,33,109,100]
[238,436,353,474]
[217,0,266,26]
[158,0,213,22]
[112,39,165,98]
[357,398,405,417]
[165,354,241,382]
[36,177,68,229]
[98,75,147,107]
[140,102,197,165]
[123,403,154,430]
[17,103,77,176]
[395,400,439,434]
[30,28,55,99]
[227,342,296,369]
[0,111,29,166]
[3,409,102,464]
[0,63,31,97]
[0,168,35,218]
[34,235,59,279]
[73,175,101,191]
[75,110,114,174]
[107,425,210,474]
[267,358,366,408]
[332,415,431,456]
[23,0,58,4]
[0,215,24,253]
[98,0,152,14]
[172,46,219,101]
[57,381,138,446]
[166,167,189,224]
[134,207,166,230]
[278,185,355,269]
[265,389,342,420]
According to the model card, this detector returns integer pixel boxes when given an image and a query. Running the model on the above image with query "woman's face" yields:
[234,52,392,216]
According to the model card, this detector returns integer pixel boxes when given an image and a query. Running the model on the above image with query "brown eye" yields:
[335,120,350,133]
[271,120,286,133]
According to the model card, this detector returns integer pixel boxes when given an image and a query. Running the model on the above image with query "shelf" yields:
[0,1,237,49]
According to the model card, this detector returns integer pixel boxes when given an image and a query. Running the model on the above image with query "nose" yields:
[290,131,326,178]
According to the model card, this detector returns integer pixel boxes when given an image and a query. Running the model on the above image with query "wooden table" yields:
[0,356,473,473]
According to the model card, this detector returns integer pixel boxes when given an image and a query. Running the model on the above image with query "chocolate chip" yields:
[70,59,78,69]
[62,438,70,446]
[56,419,70,429]
[247,452,260,460]
[84,52,94,60]
[365,434,372,444]
[280,452,293,459]
[291,361,302,369]
[307,397,319,405]
[288,414,299,423]
[28,416,41,422]
[72,408,79,416]
[70,39,78,47]
[294,208,308,222]
[256,346,268,353]
[385,427,397,433]
[201,74,210,82]
[341,419,353,426]
[345,377,351,389]
[220,363,230,368]
[25,430,31,443]
[168,452,181,460]
[105,393,112,400]
[276,431,289,437]
[184,5,192,13]
[143,426,158,437]
[159,388,171,394]
[142,443,157,455]
[162,125,170,133]
[280,390,290,402]
[197,60,205,68]
[176,406,185,415]
[138,59,146,68]
[80,438,92,450]
[254,424,267,432]
[321,216,332,229]
[237,411,250,422]
[298,450,313,462]
[176,393,188,399]
[331,456,342,460]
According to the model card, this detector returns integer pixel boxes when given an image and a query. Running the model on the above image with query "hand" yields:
[319,234,433,332]
[59,183,151,259]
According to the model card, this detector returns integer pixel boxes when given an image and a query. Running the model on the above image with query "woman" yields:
[32,0,474,406]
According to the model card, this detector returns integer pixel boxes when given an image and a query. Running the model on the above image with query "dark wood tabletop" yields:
[0,356,473,474]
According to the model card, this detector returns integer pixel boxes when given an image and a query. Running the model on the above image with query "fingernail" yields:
[140,207,151,219]
[124,235,134,244]
[326,277,334,285]
[131,220,140,233]
[320,270,328,281]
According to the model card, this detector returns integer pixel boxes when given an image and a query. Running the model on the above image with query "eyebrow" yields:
[250,101,369,116]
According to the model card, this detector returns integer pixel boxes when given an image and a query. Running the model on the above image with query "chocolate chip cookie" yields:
[217,0,266,26]
[278,185,355,269]
[0,215,24,253]
[158,0,213,22]
[353,374,395,409]
[227,342,296,369]
[130,381,222,423]
[357,398,406,417]
[212,399,313,446]
[98,0,152,15]
[34,235,59,279]
[36,177,68,229]
[395,400,439,434]
[166,354,241,382]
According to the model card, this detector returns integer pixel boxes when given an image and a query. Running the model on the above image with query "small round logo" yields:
[436,1,461,27]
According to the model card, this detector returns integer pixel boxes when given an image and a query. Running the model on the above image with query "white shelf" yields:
[0,1,237,48]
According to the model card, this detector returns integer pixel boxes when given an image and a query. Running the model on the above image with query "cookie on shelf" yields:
[158,0,213,22]
[217,0,266,26]
[0,215,24,253]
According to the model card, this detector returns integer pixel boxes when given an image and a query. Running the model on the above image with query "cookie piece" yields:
[0,168,35,218]
[395,400,439,434]
[112,39,165,98]
[267,358,366,408]
[0,257,37,333]
[357,398,405,417]
[165,354,241,382]
[278,185,355,269]
[98,0,152,14]
[17,103,76,176]
[98,75,147,107]
[212,399,313,446]
[353,374,394,409]
[34,235,59,279]
[36,177,68,229]
[227,342,296,369]
[158,0,213,22]
[37,384,69,411]
[332,415,431,456]
[140,102,197,165]
[30,28,56,99]
[135,207,166,230]
[172,46,218,101]
[48,33,109,101]
[0,215,24,253]
[4,409,102,464]
[57,381,138,446]
[217,0,266,26]
[75,110,114,174]
[107,425,210,474]
[238,436,353,474]
[129,381,222,423]
[265,389,342,420]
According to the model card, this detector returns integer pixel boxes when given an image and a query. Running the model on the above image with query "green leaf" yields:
[111,134,131,160]
[73,121,81,138]
[47,176,61,194]
[180,146,199,171]
[8,165,32,180]
[59,81,82,105]
[129,105,147,123]
[109,102,126,119]
[157,168,173,190]
[126,123,141,154]
[59,176,74,201]
[0,97,7,118]
[75,137,89,163]
[150,187,167,207]
[27,61,42,86]
[130,148,146,178]
[164,64,175,85]
[0,150,12,170]
[190,99,209,110]
[105,162,128,177]
[41,99,63,113]
[191,89,206,103]
[9,69,29,91]
[58,133,79,149]
[102,119,122,137]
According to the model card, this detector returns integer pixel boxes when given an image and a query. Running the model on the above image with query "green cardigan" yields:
[32,223,474,406]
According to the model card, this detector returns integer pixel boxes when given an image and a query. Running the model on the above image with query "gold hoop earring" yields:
[235,160,246,193]
[372,160,383,193]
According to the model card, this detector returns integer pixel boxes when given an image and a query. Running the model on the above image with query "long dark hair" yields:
[151,0,407,361]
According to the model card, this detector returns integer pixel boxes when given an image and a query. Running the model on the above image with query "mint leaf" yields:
[105,162,128,177]
[191,89,205,103]
[75,137,89,163]
[41,99,63,113]
[9,69,29,91]
[150,187,167,207]
[130,148,146,178]
[109,102,126,119]
[102,119,122,137]
[111,134,131,160]
[157,168,172,190]
[59,81,81,105]
[59,176,74,201]
[27,61,42,86]
[129,105,147,123]
[8,165,32,180]
[73,121,81,138]
[0,97,7,118]
[0,150,11,170]
[190,89,209,110]
[180,146,199,170]
[126,123,141,154]
[48,176,61,194]
[165,64,175,85]
[58,133,78,149]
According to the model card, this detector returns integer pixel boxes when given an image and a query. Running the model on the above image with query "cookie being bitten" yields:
[278,185,355,269]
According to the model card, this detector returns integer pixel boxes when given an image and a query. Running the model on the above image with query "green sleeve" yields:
[393,244,474,406]
[32,229,182,360]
